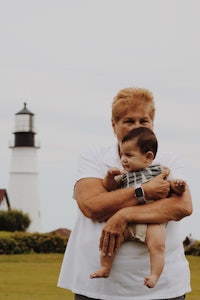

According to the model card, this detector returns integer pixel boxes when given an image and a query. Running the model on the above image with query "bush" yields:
[184,240,200,256]
[0,209,31,232]
[0,232,68,254]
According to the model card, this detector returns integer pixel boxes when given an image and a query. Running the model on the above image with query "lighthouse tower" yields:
[8,103,41,232]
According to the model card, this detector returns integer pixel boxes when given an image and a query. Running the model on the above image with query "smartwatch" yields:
[134,183,146,205]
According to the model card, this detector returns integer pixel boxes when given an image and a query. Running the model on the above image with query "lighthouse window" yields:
[15,115,34,132]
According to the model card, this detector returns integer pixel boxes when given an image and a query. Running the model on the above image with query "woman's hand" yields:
[143,168,170,200]
[99,211,127,256]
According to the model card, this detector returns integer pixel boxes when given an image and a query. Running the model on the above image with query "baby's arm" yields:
[103,168,124,191]
[170,179,186,195]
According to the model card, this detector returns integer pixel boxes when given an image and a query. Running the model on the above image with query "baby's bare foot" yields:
[144,274,159,288]
[90,267,110,279]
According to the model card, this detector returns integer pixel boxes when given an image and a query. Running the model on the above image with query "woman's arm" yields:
[75,168,170,222]
[99,186,192,256]
[120,185,192,224]
[75,178,138,222]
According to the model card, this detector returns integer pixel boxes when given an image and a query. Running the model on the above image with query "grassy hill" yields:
[0,254,199,300]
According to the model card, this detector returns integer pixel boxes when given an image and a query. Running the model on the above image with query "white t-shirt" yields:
[58,143,191,300]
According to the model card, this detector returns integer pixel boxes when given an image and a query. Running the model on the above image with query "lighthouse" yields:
[8,103,41,232]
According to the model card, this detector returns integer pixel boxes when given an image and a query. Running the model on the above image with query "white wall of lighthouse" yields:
[8,103,41,232]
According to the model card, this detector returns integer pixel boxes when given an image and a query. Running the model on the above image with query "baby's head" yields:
[120,127,158,172]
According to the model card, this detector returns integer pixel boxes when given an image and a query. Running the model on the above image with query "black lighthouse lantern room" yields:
[13,103,37,147]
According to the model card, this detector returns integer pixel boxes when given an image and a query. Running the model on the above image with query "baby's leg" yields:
[90,227,130,279]
[90,250,115,278]
[144,224,165,288]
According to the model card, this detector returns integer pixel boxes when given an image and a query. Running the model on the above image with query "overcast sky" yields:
[0,0,199,239]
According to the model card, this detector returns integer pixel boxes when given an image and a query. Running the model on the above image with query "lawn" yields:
[187,255,200,300]
[0,254,199,300]
[0,254,73,300]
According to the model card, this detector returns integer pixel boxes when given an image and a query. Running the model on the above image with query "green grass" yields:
[0,254,199,300]
[0,254,73,300]
[186,255,200,300]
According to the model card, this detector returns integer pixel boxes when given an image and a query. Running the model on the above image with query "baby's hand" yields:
[171,179,186,195]
[107,168,125,177]
[103,167,125,191]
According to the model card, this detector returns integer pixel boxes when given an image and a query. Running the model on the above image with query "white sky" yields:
[0,0,199,240]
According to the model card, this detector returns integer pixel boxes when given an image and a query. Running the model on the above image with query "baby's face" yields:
[120,140,151,172]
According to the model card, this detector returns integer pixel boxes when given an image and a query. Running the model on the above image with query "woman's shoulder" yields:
[154,150,185,178]
[76,143,120,180]
[155,150,183,166]
[80,143,118,160]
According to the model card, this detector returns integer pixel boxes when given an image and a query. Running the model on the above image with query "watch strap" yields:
[134,183,146,205]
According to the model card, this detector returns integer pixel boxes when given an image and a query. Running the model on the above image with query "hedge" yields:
[0,231,68,254]
[0,210,31,232]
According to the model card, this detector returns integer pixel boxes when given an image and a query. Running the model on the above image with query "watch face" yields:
[135,187,143,197]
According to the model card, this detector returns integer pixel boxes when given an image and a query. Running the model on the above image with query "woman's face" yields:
[112,105,154,144]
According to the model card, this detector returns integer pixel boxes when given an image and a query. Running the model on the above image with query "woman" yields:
[58,87,192,300]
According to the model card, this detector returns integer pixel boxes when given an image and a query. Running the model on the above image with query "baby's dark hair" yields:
[121,127,158,158]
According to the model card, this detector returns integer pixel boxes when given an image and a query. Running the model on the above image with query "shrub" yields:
[0,209,31,232]
[0,231,68,254]
[184,240,200,256]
